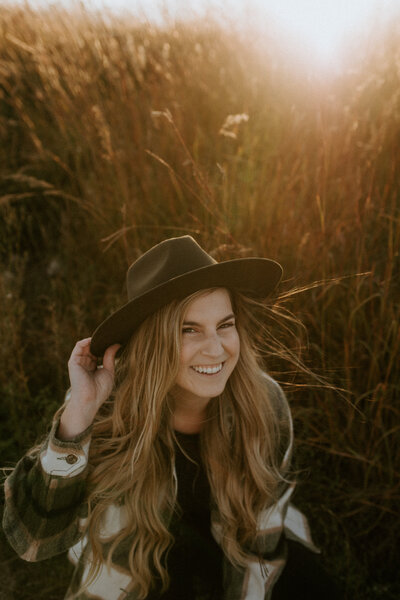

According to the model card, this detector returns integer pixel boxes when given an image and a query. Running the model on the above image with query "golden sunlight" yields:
[29,0,398,71]
[248,0,398,69]
[13,0,400,73]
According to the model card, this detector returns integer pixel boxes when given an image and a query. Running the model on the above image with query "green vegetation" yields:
[0,3,399,598]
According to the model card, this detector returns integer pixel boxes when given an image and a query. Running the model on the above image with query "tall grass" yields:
[0,3,399,598]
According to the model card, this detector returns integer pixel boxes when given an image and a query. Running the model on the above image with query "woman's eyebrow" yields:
[182,313,235,326]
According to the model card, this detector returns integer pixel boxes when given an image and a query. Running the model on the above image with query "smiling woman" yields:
[3,236,341,599]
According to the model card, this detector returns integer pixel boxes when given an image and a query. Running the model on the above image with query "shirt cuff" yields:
[40,417,92,478]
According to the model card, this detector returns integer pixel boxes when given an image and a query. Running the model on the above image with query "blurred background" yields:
[0,0,399,597]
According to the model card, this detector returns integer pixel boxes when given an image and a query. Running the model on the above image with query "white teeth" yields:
[192,363,223,374]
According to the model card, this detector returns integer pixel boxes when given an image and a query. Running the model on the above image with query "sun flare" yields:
[19,0,400,71]
[250,0,398,71]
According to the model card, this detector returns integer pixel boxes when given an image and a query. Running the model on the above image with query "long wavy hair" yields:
[75,288,293,598]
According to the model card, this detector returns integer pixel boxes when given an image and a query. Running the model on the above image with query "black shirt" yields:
[154,431,223,600]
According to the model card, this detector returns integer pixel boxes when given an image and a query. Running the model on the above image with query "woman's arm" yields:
[2,339,120,561]
[2,417,91,561]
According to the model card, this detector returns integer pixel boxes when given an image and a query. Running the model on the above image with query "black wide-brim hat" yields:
[90,235,283,356]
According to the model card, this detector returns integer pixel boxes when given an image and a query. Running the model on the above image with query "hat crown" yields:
[126,236,216,300]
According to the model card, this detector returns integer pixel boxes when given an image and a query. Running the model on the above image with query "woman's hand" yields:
[58,338,121,440]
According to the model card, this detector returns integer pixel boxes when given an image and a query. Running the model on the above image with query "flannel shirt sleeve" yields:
[254,376,317,554]
[2,417,92,562]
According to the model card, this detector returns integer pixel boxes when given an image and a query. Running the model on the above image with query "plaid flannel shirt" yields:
[3,375,318,599]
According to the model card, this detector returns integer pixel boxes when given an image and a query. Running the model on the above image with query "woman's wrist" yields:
[58,401,96,441]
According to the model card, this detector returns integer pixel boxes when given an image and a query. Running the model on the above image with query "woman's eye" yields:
[182,327,196,334]
[219,321,235,329]
[182,321,235,334]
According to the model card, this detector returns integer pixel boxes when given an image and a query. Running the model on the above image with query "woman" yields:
[3,235,337,599]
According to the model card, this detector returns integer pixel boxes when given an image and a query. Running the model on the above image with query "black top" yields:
[174,430,212,530]
[153,431,223,600]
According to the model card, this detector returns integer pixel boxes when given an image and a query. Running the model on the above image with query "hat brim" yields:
[90,258,282,356]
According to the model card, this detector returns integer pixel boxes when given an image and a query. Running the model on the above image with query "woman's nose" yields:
[201,332,223,357]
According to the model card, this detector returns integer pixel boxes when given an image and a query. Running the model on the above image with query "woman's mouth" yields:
[191,362,224,375]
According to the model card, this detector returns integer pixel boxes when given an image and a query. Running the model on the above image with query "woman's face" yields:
[172,288,240,408]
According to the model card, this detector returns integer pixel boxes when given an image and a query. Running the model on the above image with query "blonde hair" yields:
[77,288,292,598]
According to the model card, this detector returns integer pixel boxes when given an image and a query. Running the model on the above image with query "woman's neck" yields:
[173,412,206,433]
[170,389,211,433]
[172,402,211,434]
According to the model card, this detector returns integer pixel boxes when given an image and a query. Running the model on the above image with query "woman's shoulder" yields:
[260,372,293,467]
[260,372,291,418]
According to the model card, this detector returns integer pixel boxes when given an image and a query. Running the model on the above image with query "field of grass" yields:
[0,3,399,598]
